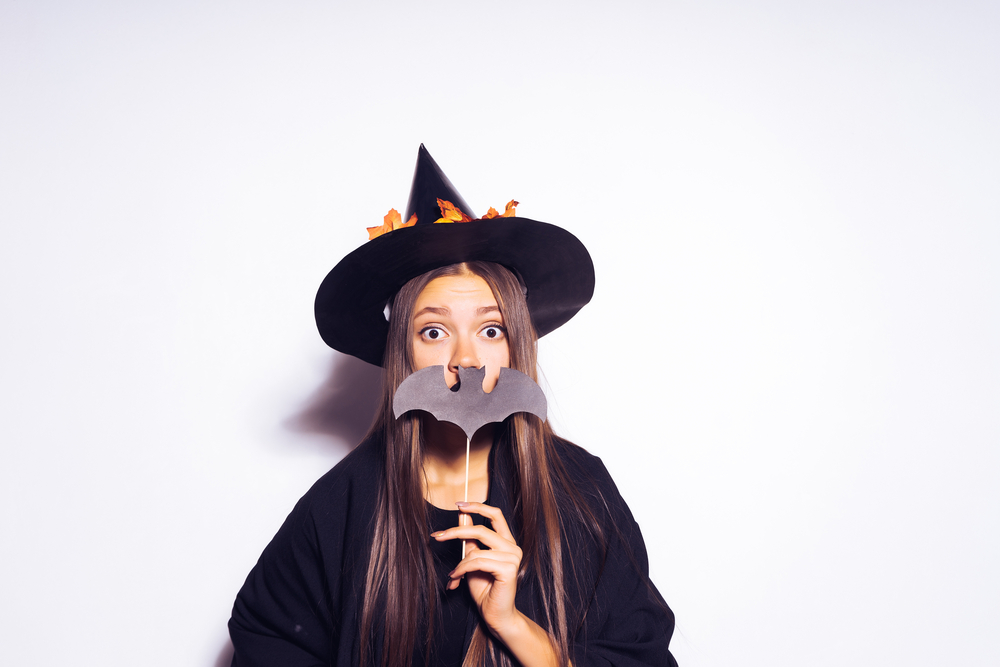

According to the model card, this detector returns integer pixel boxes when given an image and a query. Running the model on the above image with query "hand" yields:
[431,501,523,634]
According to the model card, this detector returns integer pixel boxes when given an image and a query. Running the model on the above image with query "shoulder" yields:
[550,436,610,478]
[275,435,384,539]
[305,436,383,502]
[547,436,642,536]
[550,437,624,502]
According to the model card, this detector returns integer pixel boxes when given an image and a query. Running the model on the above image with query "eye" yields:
[419,326,447,341]
[481,325,506,340]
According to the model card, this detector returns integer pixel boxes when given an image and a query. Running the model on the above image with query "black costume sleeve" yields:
[229,492,335,666]
[229,443,381,667]
[556,441,679,667]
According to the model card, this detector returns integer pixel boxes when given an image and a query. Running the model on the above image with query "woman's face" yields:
[410,273,510,392]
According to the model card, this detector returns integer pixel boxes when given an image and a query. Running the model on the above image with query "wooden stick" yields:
[461,435,470,559]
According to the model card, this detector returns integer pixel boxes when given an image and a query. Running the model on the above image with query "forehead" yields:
[413,274,498,311]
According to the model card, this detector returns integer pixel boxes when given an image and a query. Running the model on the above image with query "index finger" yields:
[454,501,516,544]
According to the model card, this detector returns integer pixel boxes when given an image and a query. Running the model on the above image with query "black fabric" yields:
[229,436,678,666]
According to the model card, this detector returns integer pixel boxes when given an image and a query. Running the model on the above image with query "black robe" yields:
[229,435,679,666]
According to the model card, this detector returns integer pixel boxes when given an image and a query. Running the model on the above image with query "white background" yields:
[2,2,998,666]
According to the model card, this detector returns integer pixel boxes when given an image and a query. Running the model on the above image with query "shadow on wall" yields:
[284,351,383,455]
[215,640,234,667]
[218,354,379,664]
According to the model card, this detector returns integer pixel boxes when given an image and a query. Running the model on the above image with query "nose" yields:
[448,334,480,377]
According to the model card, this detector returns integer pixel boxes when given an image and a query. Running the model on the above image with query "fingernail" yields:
[455,501,470,507]
[431,531,445,538]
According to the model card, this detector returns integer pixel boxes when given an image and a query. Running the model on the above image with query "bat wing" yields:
[392,365,546,439]
[479,367,547,426]
[392,365,454,420]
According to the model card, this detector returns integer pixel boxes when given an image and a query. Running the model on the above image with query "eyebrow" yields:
[412,306,449,318]
[412,305,501,318]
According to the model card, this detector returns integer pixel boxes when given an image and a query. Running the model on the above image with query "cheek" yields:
[482,341,511,371]
[411,339,444,371]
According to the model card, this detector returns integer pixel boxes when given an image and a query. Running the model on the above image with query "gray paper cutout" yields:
[392,365,547,439]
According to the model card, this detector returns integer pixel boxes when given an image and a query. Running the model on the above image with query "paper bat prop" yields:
[394,365,546,559]
[392,365,547,436]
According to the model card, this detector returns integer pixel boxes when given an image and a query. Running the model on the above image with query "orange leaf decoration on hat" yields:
[365,200,518,238]
[434,199,473,224]
[367,208,417,240]
[482,200,519,219]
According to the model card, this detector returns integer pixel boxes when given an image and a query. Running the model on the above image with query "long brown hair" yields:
[359,261,603,667]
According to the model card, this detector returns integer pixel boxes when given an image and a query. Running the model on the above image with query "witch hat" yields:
[315,145,595,366]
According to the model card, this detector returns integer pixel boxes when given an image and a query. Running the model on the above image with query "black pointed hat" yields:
[315,145,595,366]
[403,145,475,227]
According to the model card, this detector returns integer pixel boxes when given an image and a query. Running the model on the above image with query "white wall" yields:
[2,2,997,665]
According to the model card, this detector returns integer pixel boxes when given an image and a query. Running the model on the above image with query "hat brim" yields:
[315,217,595,366]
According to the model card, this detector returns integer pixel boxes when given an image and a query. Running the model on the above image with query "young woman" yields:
[229,146,678,667]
